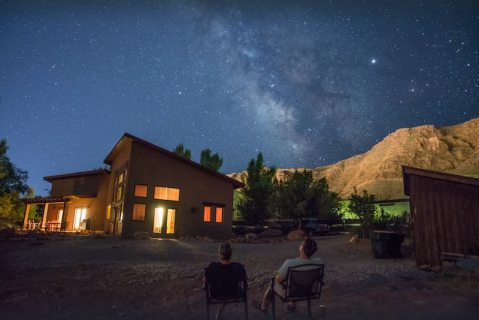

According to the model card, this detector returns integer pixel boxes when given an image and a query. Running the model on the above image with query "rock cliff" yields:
[229,117,479,200]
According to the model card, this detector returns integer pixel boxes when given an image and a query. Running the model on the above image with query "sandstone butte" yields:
[228,117,479,200]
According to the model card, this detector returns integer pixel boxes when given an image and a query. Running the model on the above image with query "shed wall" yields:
[410,175,479,266]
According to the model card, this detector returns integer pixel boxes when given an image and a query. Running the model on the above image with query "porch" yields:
[21,196,70,231]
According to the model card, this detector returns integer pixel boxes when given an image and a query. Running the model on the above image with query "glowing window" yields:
[154,187,180,201]
[215,207,223,223]
[116,186,123,201]
[153,208,164,233]
[106,205,111,220]
[166,209,176,234]
[134,185,148,197]
[204,206,211,222]
[73,207,87,230]
[118,173,124,184]
[132,203,146,221]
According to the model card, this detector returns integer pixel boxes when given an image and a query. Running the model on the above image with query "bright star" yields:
[371,59,376,64]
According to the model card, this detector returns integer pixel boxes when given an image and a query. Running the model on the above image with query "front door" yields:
[110,205,123,235]
[153,207,176,236]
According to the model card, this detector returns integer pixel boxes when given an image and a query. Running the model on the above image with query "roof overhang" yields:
[21,197,70,204]
[103,133,245,189]
[403,166,479,196]
[44,169,110,183]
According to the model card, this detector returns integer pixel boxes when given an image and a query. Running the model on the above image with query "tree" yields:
[172,143,191,160]
[0,139,7,179]
[200,148,223,171]
[236,153,276,226]
[270,170,341,228]
[0,139,30,224]
[0,139,29,194]
[348,188,376,238]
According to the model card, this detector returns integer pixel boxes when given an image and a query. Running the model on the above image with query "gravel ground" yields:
[1,233,478,320]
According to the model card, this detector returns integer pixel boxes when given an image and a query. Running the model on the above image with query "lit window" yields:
[118,173,124,184]
[106,205,111,220]
[215,207,223,223]
[116,186,123,201]
[73,207,87,230]
[132,203,146,221]
[166,209,176,234]
[204,206,211,222]
[154,187,180,201]
[134,185,148,197]
[153,208,164,233]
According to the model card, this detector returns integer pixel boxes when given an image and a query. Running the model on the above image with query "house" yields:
[402,166,479,266]
[21,133,244,239]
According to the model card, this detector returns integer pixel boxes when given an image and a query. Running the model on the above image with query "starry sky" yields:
[1,0,478,195]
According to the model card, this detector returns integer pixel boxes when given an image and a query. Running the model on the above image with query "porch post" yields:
[22,203,31,230]
[41,203,49,230]
[61,200,68,230]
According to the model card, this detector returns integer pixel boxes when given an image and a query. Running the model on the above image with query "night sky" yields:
[1,0,478,195]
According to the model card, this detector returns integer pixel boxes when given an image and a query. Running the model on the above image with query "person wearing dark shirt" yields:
[203,242,246,320]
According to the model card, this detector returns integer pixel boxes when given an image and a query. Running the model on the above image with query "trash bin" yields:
[81,218,91,231]
[369,230,405,259]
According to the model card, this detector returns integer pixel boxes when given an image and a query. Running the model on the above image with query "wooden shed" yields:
[403,166,479,266]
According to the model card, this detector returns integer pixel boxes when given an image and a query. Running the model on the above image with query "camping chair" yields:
[271,264,325,320]
[204,264,248,320]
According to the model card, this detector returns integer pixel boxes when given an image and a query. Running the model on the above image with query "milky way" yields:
[0,0,478,194]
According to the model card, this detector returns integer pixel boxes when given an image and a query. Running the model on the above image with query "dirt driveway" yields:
[1,234,478,320]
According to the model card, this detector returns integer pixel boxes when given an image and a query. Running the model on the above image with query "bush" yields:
[232,225,248,236]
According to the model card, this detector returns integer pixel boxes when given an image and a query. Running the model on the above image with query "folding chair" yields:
[204,263,248,320]
[271,264,325,320]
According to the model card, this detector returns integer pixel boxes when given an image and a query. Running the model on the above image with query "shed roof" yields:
[103,133,245,189]
[44,169,110,183]
[402,166,479,196]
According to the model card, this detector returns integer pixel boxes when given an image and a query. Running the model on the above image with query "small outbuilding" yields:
[402,166,479,266]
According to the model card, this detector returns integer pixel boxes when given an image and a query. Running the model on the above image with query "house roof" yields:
[402,166,479,196]
[43,169,110,183]
[103,133,245,189]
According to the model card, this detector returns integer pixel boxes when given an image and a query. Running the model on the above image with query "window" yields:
[166,209,176,234]
[134,185,148,197]
[204,206,211,222]
[153,208,164,233]
[118,173,124,184]
[116,186,123,201]
[215,207,223,223]
[106,205,111,220]
[132,203,146,221]
[73,207,87,230]
[154,187,180,201]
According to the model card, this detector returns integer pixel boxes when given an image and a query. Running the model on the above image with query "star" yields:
[371,59,376,64]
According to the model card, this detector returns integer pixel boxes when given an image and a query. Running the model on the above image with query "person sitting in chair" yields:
[203,242,247,319]
[253,238,323,313]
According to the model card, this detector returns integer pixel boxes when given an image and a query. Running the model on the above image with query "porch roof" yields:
[21,197,70,204]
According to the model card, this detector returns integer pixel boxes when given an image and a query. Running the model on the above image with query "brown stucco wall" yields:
[120,141,234,239]
[48,173,110,231]
[51,174,107,198]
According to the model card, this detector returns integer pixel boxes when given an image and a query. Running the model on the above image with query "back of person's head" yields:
[219,242,233,260]
[302,238,317,257]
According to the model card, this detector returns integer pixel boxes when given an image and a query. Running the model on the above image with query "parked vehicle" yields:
[289,219,330,237]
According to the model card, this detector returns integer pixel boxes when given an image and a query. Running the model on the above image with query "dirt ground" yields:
[1,233,478,320]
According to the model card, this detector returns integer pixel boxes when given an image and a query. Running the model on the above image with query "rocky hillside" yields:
[229,117,479,200]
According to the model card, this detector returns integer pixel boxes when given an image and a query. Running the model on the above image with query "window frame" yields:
[132,203,146,221]
[215,207,224,223]
[203,205,212,223]
[154,186,180,202]
[134,184,148,198]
